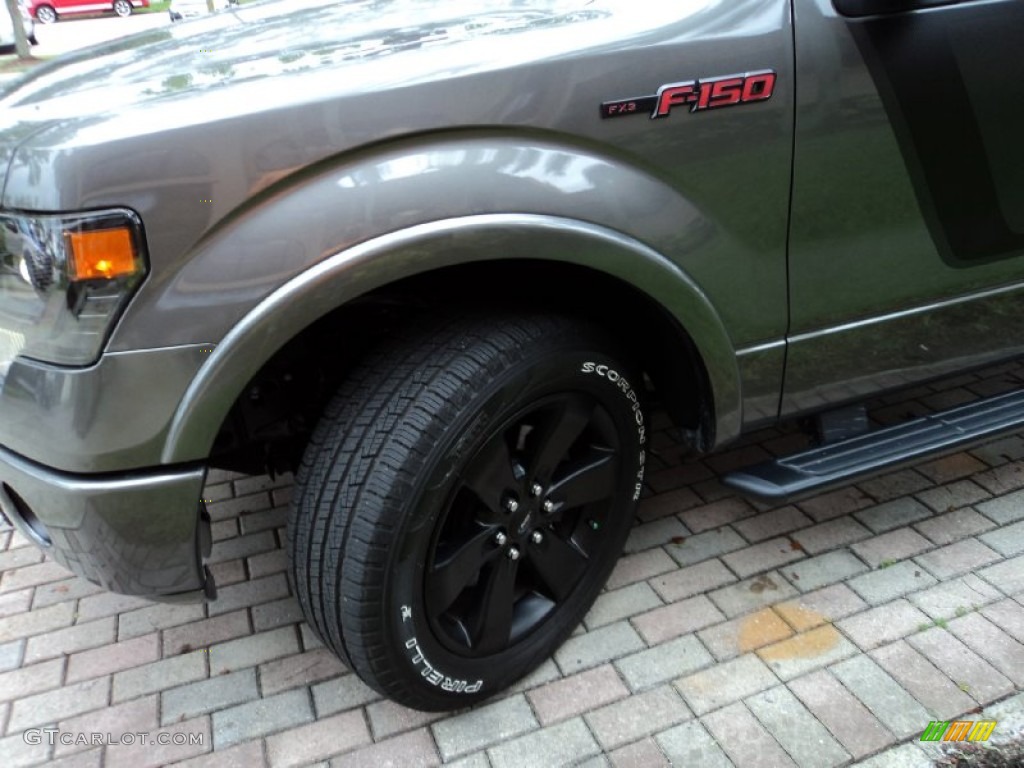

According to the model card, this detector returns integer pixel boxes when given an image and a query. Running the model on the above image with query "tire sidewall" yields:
[367,329,647,707]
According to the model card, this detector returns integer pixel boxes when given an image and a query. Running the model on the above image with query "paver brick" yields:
[973,462,1024,496]
[23,616,116,663]
[701,701,797,768]
[635,487,702,522]
[774,584,868,632]
[169,738,266,768]
[857,469,933,502]
[259,647,346,697]
[757,625,858,681]
[916,453,987,484]
[788,669,896,760]
[208,573,290,617]
[65,632,159,683]
[679,498,756,534]
[104,715,212,768]
[112,650,207,703]
[708,571,799,618]
[608,737,670,768]
[208,559,247,588]
[266,709,372,768]
[0,560,74,592]
[213,688,315,749]
[906,627,1013,704]
[797,486,876,523]
[252,596,306,632]
[722,537,806,578]
[584,582,663,630]
[488,717,601,768]
[0,600,75,644]
[746,685,850,768]
[982,597,1024,643]
[631,595,725,646]
[364,698,445,741]
[853,742,933,768]
[733,507,813,543]
[208,625,300,674]
[978,555,1024,594]
[698,608,792,661]
[915,482,991,517]
[238,508,288,536]
[664,527,746,567]
[54,694,158,757]
[946,612,1024,686]
[915,537,1001,580]
[792,517,872,554]
[312,674,381,716]
[8,675,110,731]
[117,602,205,640]
[0,729,50,768]
[908,574,1002,619]
[208,531,277,565]
[161,668,258,725]
[851,528,932,567]
[656,720,733,768]
[526,664,629,726]
[847,560,937,605]
[870,640,976,719]
[0,657,63,703]
[163,609,251,656]
[332,728,441,768]
[585,685,690,751]
[675,653,777,716]
[623,517,688,555]
[74,591,151,622]
[829,655,931,739]
[248,549,288,579]
[554,621,645,676]
[616,635,714,691]
[0,587,34,618]
[780,550,868,592]
[977,489,1024,525]
[206,492,273,522]
[980,520,1024,556]
[32,578,102,610]
[836,599,930,650]
[606,549,677,590]
[432,694,537,761]
[854,498,934,534]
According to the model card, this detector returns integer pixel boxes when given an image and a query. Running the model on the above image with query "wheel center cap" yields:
[515,509,534,536]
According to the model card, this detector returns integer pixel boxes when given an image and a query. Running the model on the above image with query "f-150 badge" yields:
[601,70,777,119]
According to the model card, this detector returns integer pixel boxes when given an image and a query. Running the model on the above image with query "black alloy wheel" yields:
[287,312,648,711]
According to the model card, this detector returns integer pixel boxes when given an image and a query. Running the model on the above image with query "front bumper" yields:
[0,444,214,600]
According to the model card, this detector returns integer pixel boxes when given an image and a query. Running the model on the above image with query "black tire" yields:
[287,312,647,710]
[113,0,132,17]
[35,5,56,23]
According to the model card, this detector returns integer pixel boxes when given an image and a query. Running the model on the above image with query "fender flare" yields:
[160,214,742,464]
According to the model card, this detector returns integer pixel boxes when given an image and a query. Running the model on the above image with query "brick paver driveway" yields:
[2,364,1023,767]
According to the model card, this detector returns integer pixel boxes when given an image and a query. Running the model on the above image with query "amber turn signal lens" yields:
[65,227,137,281]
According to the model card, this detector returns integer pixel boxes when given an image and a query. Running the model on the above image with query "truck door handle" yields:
[833,0,961,16]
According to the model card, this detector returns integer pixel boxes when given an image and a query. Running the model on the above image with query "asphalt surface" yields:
[31,11,170,58]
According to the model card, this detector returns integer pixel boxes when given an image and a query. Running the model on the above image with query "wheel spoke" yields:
[528,396,594,481]
[548,447,618,511]
[463,434,517,515]
[426,527,501,618]
[470,556,519,654]
[527,532,589,602]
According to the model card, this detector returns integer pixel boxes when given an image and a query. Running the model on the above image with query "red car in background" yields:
[27,0,148,23]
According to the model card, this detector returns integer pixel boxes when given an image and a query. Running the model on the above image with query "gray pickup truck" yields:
[0,0,1022,711]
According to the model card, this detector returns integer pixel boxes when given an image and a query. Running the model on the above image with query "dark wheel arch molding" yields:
[161,214,741,467]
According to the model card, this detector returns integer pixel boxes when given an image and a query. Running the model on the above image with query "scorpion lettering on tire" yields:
[580,362,647,500]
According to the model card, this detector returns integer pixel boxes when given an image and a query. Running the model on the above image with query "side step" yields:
[724,389,1024,503]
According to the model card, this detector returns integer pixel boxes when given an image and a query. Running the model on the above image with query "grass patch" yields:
[138,0,171,14]
[0,54,50,75]
[934,730,1024,768]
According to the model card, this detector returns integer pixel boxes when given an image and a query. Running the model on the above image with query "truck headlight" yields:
[0,210,147,366]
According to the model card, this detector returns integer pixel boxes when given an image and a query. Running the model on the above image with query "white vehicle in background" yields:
[168,0,234,22]
[0,2,37,49]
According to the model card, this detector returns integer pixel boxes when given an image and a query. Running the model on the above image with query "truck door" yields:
[782,0,1024,415]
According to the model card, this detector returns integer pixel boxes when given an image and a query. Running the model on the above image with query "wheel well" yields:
[207,260,714,475]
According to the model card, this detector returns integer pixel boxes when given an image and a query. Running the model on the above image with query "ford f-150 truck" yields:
[0,0,1021,711]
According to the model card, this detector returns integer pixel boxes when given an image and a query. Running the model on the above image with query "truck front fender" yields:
[161,214,741,464]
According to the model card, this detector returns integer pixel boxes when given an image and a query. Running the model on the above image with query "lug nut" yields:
[542,500,555,514]
[495,532,508,547]
[531,531,544,545]
[530,483,543,497]
[508,547,521,561]
[505,498,519,513]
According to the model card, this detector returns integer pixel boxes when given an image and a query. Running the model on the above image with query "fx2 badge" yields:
[601,70,777,120]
